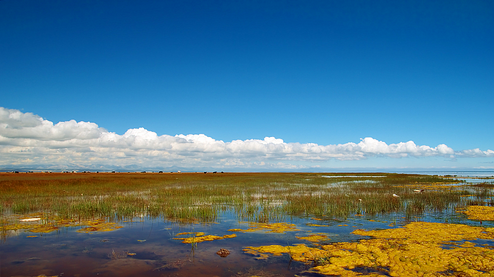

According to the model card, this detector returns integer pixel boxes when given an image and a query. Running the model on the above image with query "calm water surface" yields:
[3,209,490,277]
[2,173,493,276]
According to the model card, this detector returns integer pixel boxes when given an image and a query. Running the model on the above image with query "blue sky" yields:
[1,0,493,171]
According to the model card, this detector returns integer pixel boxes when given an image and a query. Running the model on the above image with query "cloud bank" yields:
[1,107,493,170]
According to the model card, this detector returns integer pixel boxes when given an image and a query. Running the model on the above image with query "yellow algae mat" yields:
[244,221,494,276]
[76,219,123,233]
[1,215,123,235]
[173,231,237,244]
[296,233,332,243]
[461,205,494,221]
[228,222,300,233]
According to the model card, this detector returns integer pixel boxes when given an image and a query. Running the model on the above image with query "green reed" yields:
[0,172,488,224]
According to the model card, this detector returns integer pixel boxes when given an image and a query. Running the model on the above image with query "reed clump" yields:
[0,172,484,232]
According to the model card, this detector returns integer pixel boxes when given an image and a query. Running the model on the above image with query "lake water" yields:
[2,207,491,277]
[2,173,494,276]
[390,170,494,177]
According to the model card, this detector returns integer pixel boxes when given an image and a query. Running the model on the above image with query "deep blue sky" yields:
[1,0,493,170]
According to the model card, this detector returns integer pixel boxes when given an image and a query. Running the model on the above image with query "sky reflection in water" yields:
[3,206,491,277]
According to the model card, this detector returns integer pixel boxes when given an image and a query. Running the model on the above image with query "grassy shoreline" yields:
[2,172,494,276]
[1,172,487,223]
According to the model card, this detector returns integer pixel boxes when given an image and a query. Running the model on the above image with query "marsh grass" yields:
[0,172,486,231]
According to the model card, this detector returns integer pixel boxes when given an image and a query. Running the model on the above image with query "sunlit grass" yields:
[0,172,489,236]
[2,172,494,276]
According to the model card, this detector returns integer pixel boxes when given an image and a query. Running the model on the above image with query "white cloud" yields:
[0,108,42,128]
[0,108,105,141]
[456,148,494,158]
[0,107,492,170]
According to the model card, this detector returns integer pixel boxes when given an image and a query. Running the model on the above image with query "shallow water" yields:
[393,170,494,177]
[2,173,494,276]
[1,212,314,276]
[2,206,489,277]
[456,177,494,184]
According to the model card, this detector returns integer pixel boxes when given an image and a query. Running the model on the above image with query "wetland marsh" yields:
[1,172,494,276]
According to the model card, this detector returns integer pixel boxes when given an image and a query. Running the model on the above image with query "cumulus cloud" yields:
[0,107,492,170]
[0,108,105,141]
[456,148,494,158]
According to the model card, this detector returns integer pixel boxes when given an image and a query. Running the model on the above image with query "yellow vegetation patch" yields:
[2,221,65,234]
[1,215,123,235]
[306,223,330,227]
[460,205,494,221]
[230,222,300,233]
[176,235,223,243]
[245,222,494,276]
[77,220,123,233]
[244,244,328,262]
[29,224,59,233]
[173,233,237,244]
[296,234,330,243]
[1,222,38,232]
[175,231,205,237]
[352,221,494,242]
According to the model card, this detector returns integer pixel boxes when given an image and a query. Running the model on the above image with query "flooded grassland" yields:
[1,172,494,276]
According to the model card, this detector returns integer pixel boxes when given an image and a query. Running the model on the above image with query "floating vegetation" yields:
[227,228,244,232]
[77,220,123,233]
[229,222,300,233]
[173,232,237,244]
[460,205,494,221]
[175,231,205,237]
[244,222,494,276]
[1,213,124,236]
[296,233,331,243]
[306,223,331,227]
[28,224,59,233]
[244,244,327,261]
